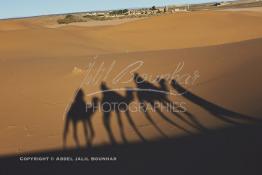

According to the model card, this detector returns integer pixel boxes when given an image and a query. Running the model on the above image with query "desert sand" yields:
[0,10,262,156]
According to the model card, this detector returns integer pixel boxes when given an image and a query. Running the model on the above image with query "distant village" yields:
[86,5,189,17]
[57,1,244,24]
[57,5,190,24]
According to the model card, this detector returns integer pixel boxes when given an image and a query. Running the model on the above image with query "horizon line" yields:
[0,0,219,21]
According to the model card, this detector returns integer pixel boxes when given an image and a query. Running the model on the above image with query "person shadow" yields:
[63,88,99,148]
[171,80,262,125]
[100,82,146,144]
[133,73,207,135]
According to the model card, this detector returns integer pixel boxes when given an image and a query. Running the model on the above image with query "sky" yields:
[0,0,215,19]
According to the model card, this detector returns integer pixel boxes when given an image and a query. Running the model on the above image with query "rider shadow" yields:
[63,89,99,148]
[100,82,146,145]
[171,80,262,125]
[133,73,207,136]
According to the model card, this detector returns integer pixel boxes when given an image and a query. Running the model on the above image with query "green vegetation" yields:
[150,6,157,10]
[57,14,86,24]
[109,9,129,15]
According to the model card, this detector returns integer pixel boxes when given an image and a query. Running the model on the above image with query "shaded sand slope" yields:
[1,124,262,175]
[1,11,262,59]
[0,37,261,155]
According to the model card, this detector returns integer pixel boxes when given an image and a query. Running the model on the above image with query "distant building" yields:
[164,6,169,12]
[158,8,165,13]
[174,8,188,12]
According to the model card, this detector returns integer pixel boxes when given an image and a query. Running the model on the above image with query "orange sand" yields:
[0,10,262,155]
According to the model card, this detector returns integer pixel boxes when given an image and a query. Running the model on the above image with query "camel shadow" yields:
[133,73,207,135]
[100,82,146,144]
[63,75,261,148]
[171,80,262,125]
[63,89,99,148]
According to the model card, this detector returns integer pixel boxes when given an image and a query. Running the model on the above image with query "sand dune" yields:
[0,10,262,155]
[1,11,262,58]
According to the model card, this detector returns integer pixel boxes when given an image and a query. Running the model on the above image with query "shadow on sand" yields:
[63,73,261,149]
[171,80,262,125]
[8,74,261,174]
[63,89,99,148]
